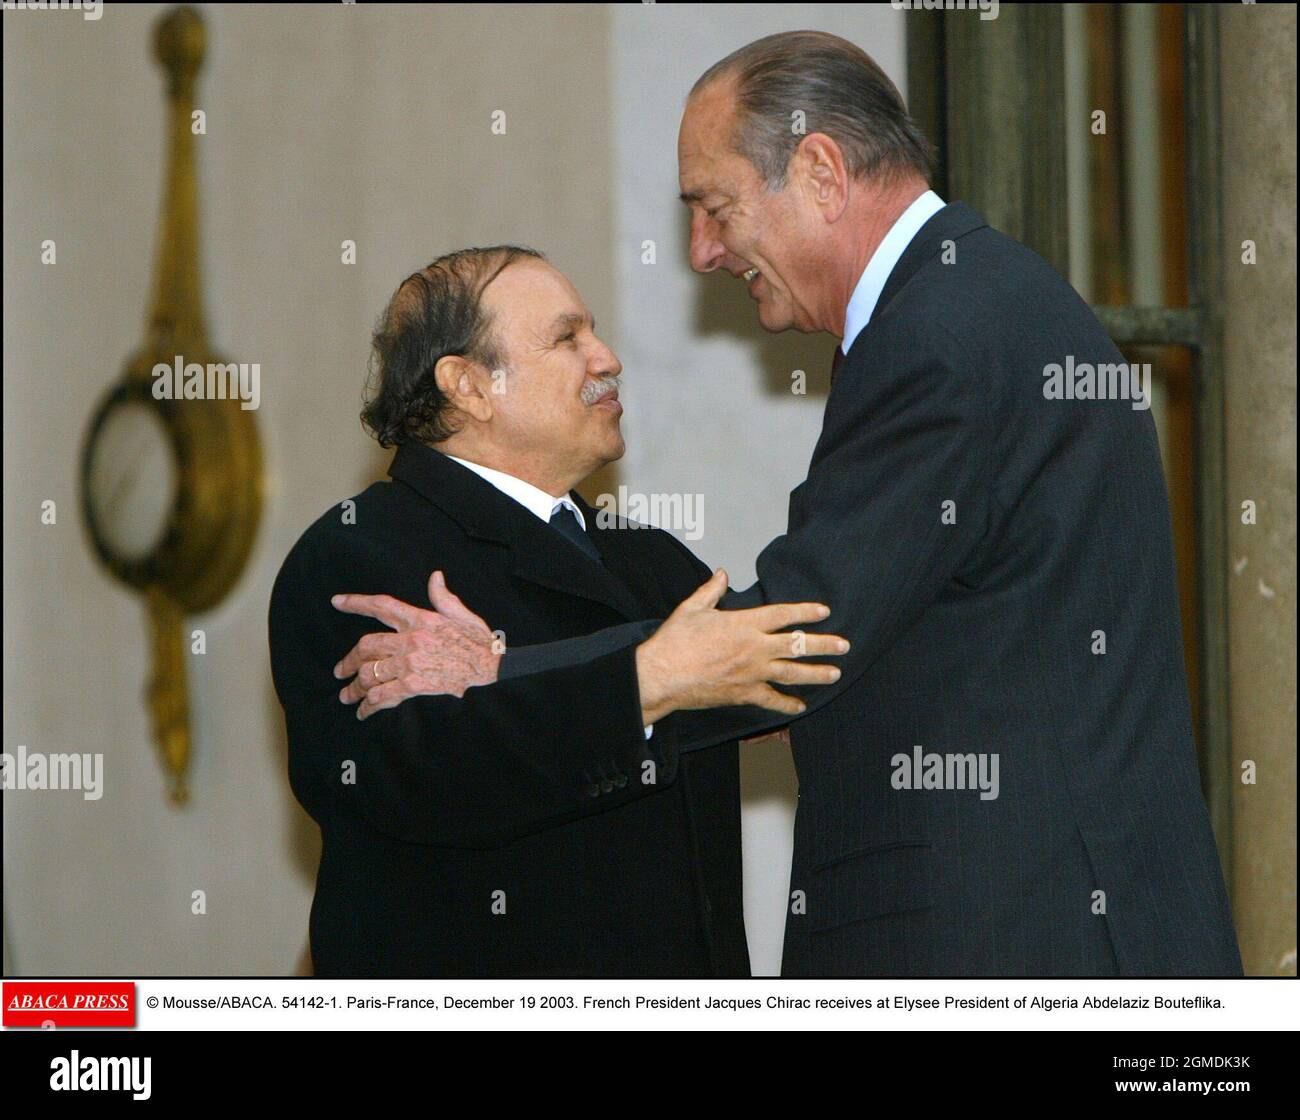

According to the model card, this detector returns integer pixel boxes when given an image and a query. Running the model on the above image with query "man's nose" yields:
[593,341,622,378]
[689,212,724,274]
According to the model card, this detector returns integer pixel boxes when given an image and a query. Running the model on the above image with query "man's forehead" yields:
[546,309,595,333]
[680,81,734,148]
[486,260,565,302]
[678,133,729,195]
[679,90,739,199]
[484,266,591,333]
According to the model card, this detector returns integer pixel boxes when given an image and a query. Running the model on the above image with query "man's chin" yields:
[583,427,625,467]
[755,300,796,333]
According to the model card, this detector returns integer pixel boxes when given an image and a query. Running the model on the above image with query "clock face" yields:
[85,400,180,562]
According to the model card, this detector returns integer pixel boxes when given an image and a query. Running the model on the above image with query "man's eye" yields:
[558,332,576,344]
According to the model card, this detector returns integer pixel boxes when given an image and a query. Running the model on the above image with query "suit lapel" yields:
[388,442,646,620]
[508,525,647,621]
[575,492,675,618]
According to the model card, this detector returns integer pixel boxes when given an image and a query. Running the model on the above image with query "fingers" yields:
[356,670,470,719]
[765,631,850,659]
[357,682,407,720]
[766,659,843,687]
[679,568,729,612]
[744,684,808,716]
[346,647,488,711]
[337,651,404,703]
[333,612,490,682]
[338,658,394,704]
[426,571,493,639]
[746,601,833,632]
[330,592,427,632]
[333,632,409,680]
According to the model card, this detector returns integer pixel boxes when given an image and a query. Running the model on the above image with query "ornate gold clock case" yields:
[80,6,261,803]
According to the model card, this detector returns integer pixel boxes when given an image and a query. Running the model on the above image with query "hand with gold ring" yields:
[331,570,500,719]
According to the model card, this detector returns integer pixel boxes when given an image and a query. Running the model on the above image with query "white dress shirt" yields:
[842,189,946,354]
[445,454,587,529]
[444,453,653,740]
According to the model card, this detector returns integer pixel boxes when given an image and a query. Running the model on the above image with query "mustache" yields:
[581,374,621,406]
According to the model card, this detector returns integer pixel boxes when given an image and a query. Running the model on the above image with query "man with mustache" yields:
[269,245,847,977]
[332,31,1242,977]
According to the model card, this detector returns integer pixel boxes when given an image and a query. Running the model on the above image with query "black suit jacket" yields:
[268,443,749,978]
[500,202,1243,977]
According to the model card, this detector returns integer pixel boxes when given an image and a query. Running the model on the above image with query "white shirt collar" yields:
[445,454,587,531]
[842,189,946,355]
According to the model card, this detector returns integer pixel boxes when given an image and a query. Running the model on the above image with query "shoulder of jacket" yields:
[648,525,712,581]
[272,482,407,589]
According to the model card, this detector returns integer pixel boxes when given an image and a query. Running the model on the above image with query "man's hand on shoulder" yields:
[331,570,500,718]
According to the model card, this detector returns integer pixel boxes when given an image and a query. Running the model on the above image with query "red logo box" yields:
[3,983,135,1028]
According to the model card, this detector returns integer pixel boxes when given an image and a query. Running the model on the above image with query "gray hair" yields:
[690,30,936,191]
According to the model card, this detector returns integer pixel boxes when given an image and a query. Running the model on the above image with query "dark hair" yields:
[361,245,545,447]
[690,30,936,190]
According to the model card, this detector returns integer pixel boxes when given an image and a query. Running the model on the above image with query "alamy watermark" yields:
[0,0,102,19]
[892,0,999,21]
[891,744,999,801]
[594,487,704,541]
[1042,356,1151,411]
[2,745,103,800]
[152,356,260,410]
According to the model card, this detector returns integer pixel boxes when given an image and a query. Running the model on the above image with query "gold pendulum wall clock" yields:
[80,6,262,804]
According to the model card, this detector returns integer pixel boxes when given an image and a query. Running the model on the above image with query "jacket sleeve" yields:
[498,619,658,679]
[269,530,681,849]
[496,318,996,752]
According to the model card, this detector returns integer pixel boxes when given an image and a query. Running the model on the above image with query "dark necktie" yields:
[549,503,602,564]
[830,345,847,387]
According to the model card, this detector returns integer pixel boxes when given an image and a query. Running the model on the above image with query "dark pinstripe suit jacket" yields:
[500,202,1244,977]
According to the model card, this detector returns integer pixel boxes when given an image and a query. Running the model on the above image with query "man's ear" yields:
[794,132,850,223]
[434,354,493,423]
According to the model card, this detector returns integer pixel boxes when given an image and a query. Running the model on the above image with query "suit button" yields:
[584,783,600,798]
[600,779,614,794]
